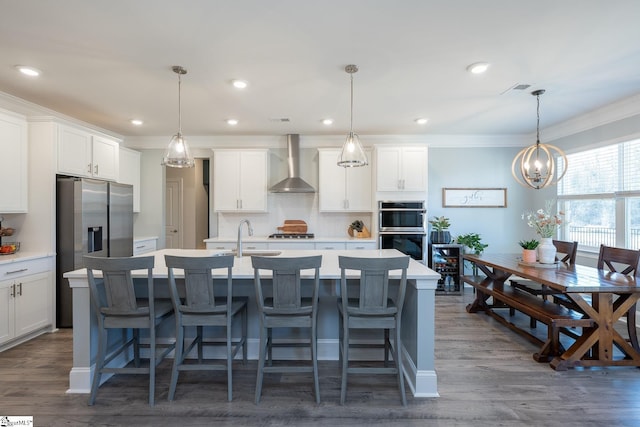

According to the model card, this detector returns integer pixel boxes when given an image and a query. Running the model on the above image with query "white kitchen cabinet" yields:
[205,241,269,251]
[0,257,53,349]
[213,149,268,212]
[119,147,141,212]
[0,110,28,213]
[315,242,346,250]
[268,241,315,250]
[318,148,372,212]
[58,125,120,181]
[346,241,377,250]
[133,237,157,255]
[376,146,427,192]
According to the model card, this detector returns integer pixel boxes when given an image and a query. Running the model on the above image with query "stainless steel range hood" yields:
[269,134,315,193]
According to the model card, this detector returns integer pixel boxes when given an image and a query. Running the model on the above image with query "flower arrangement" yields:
[525,200,564,238]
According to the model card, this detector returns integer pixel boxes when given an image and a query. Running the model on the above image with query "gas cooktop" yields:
[268,233,315,239]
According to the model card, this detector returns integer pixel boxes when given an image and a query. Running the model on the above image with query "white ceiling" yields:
[1,0,640,139]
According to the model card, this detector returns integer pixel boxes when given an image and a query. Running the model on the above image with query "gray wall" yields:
[427,146,539,254]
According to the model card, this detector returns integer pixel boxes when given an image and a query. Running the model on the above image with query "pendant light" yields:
[162,66,195,168]
[511,89,567,189]
[338,64,368,167]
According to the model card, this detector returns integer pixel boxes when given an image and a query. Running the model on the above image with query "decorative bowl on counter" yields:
[0,242,20,255]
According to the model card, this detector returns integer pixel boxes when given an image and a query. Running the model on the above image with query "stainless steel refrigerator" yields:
[56,176,134,327]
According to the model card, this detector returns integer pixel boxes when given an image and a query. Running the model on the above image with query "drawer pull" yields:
[135,245,146,249]
[6,268,28,275]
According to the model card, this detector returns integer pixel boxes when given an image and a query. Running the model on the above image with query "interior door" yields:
[165,178,183,249]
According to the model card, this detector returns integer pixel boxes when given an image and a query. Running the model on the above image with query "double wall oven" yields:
[378,201,427,263]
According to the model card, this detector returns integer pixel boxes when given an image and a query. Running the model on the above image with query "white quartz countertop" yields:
[0,251,55,265]
[204,236,377,243]
[65,248,438,287]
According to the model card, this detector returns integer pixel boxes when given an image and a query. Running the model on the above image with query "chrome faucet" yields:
[236,219,254,257]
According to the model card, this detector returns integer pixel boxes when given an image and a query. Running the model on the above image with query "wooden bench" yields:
[463,275,595,362]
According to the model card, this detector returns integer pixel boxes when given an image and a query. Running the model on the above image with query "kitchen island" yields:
[64,248,440,397]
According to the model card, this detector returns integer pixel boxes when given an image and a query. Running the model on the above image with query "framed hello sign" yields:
[442,188,507,208]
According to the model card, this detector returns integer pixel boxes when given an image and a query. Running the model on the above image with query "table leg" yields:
[551,292,640,369]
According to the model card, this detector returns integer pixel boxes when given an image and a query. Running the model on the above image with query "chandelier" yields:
[337,64,368,167]
[511,89,567,189]
[162,66,195,168]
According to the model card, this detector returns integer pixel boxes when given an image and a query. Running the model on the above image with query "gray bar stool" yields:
[164,254,248,402]
[251,255,322,404]
[337,255,410,406]
[84,255,175,406]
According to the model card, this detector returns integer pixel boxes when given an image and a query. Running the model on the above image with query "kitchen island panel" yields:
[65,249,440,397]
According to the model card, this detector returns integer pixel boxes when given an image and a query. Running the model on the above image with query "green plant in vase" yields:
[456,233,488,276]
[519,239,539,263]
[456,233,488,255]
[428,216,451,243]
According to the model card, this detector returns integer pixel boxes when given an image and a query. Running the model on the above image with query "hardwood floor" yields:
[2,291,640,426]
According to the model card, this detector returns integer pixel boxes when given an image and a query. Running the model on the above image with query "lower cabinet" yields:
[0,271,52,346]
[346,241,377,250]
[133,237,158,255]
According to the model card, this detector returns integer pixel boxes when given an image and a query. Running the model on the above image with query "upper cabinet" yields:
[213,149,268,212]
[118,147,141,213]
[376,146,428,192]
[57,125,120,181]
[0,110,28,213]
[318,148,372,212]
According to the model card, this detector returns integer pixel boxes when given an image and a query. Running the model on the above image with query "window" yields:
[557,138,640,251]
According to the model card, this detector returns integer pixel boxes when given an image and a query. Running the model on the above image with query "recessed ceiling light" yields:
[467,62,490,74]
[322,118,333,125]
[130,119,143,126]
[231,80,248,89]
[227,119,239,125]
[15,65,41,77]
[415,118,428,125]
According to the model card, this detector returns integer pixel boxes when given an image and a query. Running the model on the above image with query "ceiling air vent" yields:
[269,117,291,122]
[501,83,532,95]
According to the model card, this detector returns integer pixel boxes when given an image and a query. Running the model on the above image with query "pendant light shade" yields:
[511,89,567,189]
[338,64,368,167]
[162,66,195,168]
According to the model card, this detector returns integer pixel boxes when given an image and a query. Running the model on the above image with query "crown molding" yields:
[542,92,640,142]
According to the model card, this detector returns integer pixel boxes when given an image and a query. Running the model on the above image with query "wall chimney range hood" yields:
[269,134,315,193]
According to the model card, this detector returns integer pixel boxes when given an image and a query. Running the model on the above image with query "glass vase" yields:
[537,237,557,264]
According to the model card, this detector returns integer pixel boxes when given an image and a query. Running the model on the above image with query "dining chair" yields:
[84,255,174,406]
[337,255,410,406]
[251,255,322,404]
[510,240,578,327]
[596,245,640,350]
[164,254,248,402]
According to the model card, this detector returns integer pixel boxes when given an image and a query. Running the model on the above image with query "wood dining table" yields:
[463,253,640,370]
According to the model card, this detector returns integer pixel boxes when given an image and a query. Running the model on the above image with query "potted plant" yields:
[428,216,451,244]
[455,233,488,255]
[519,239,539,263]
